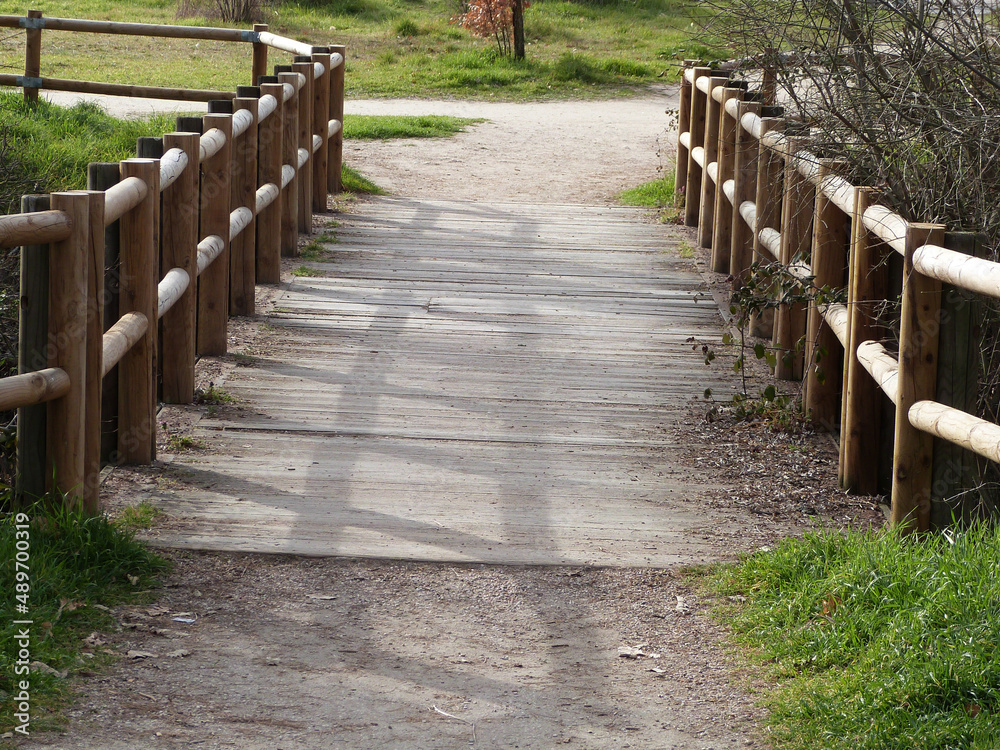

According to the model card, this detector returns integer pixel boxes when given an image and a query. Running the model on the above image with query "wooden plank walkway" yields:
[143,197,739,566]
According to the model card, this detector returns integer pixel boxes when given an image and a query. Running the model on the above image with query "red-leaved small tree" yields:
[452,0,527,59]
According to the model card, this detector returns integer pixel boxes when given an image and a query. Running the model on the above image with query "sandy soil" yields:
[13,90,881,750]
[342,91,679,204]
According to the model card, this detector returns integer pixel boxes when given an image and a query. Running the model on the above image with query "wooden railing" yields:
[677,62,997,532]
[0,12,347,512]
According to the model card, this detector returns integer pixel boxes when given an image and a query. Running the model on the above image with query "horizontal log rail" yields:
[0,210,71,247]
[159,148,189,190]
[104,176,148,225]
[157,268,190,320]
[676,60,998,532]
[102,312,149,377]
[0,369,70,412]
[1,11,340,106]
[909,401,1000,466]
[0,14,253,41]
[0,73,236,103]
[1,12,348,512]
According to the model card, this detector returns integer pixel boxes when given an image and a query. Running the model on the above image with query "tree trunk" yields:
[512,0,525,60]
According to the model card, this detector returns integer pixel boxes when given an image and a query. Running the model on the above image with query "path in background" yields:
[341,91,678,204]
[42,89,679,205]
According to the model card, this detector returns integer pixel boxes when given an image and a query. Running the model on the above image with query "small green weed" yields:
[394,18,422,36]
[342,165,386,195]
[730,390,805,432]
[618,174,677,208]
[709,524,1000,749]
[113,500,163,532]
[300,231,339,260]
[165,434,203,452]
[299,243,329,261]
[677,241,695,259]
[231,352,258,367]
[292,265,324,277]
[193,383,235,406]
[553,52,611,83]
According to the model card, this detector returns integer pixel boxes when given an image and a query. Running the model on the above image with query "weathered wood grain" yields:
[144,198,736,566]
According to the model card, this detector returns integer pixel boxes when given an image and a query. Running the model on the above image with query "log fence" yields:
[677,61,998,531]
[0,12,347,512]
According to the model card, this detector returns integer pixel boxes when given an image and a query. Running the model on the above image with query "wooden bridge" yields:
[143,197,741,566]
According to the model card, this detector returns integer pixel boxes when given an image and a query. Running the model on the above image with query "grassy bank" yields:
[711,526,1000,749]
[0,93,474,212]
[0,0,725,100]
[0,500,169,733]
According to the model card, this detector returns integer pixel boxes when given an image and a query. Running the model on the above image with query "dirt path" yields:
[342,91,678,204]
[15,90,875,749]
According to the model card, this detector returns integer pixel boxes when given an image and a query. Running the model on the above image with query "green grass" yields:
[165,434,203,452]
[618,173,676,207]
[113,500,164,532]
[0,0,728,100]
[710,525,1000,749]
[193,383,235,405]
[0,92,174,212]
[343,114,482,140]
[342,164,386,194]
[291,264,324,277]
[0,499,169,733]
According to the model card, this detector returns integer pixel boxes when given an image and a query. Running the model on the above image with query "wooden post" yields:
[697,75,728,250]
[257,81,284,283]
[761,62,777,106]
[117,159,159,465]
[161,132,200,403]
[748,116,784,338]
[841,188,886,494]
[929,231,986,526]
[24,9,42,103]
[47,191,90,502]
[312,50,332,213]
[675,64,692,207]
[278,71,300,256]
[891,221,945,531]
[293,58,314,234]
[16,195,50,504]
[135,138,163,407]
[252,23,269,84]
[683,67,711,228]
[88,163,121,465]
[803,160,849,429]
[199,113,233,355]
[231,96,259,317]
[82,188,105,513]
[710,85,741,273]
[329,45,346,194]
[729,99,761,287]
[773,135,813,380]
